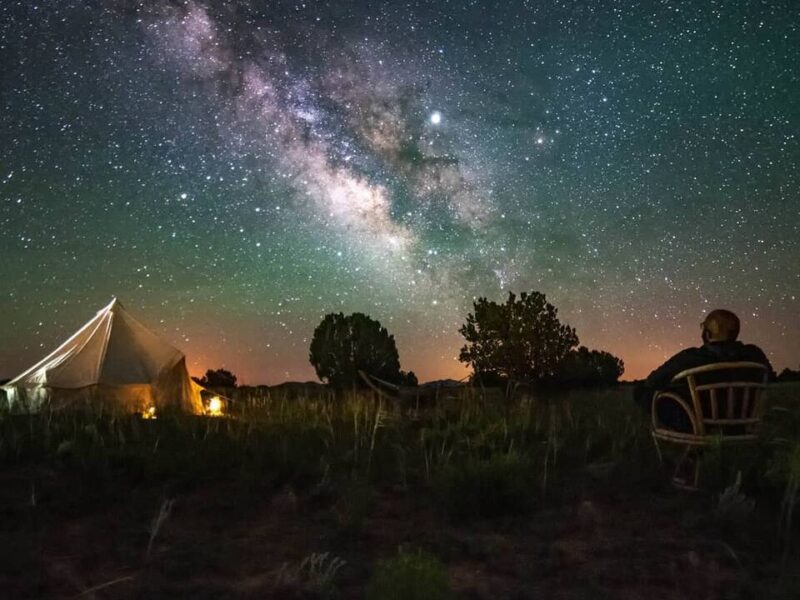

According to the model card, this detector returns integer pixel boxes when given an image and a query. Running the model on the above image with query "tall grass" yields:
[1,383,797,523]
[1,381,798,599]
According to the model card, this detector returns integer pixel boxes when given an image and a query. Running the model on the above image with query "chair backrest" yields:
[671,362,768,436]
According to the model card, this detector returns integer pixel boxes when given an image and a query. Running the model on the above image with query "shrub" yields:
[193,368,238,388]
[366,546,451,600]
[554,346,625,387]
[309,313,404,389]
[435,453,537,521]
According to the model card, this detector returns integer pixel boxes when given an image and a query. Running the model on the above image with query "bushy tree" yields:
[400,370,419,387]
[555,346,624,387]
[777,367,800,382]
[458,291,578,385]
[470,371,508,387]
[309,312,404,388]
[193,368,238,388]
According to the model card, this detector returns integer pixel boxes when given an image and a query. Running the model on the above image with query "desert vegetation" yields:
[0,382,798,598]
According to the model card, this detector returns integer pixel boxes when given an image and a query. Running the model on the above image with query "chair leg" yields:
[652,433,664,464]
[671,445,699,491]
[672,445,689,481]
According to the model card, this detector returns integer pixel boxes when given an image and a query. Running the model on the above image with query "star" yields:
[0,0,794,385]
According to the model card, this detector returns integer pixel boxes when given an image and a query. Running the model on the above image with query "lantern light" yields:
[208,396,223,416]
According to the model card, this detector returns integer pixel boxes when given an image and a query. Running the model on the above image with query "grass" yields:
[0,382,798,598]
[435,452,539,520]
[366,546,451,600]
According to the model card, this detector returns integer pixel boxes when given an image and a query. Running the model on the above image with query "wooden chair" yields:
[651,361,768,490]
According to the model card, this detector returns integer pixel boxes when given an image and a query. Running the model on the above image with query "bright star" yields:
[430,111,442,125]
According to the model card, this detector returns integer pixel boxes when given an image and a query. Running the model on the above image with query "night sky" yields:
[1,1,798,384]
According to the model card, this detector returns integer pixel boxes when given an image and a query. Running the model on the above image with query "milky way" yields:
[1,1,798,383]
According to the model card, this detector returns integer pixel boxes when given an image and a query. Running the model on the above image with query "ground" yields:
[0,384,797,598]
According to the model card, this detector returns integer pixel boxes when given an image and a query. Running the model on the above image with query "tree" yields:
[193,368,237,388]
[555,346,625,387]
[458,291,579,385]
[309,312,405,388]
[470,371,509,387]
[777,367,800,382]
[594,349,625,385]
[400,370,419,387]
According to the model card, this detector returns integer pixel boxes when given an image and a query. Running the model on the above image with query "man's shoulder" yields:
[704,341,771,371]
[668,346,707,361]
[739,342,769,361]
[645,346,707,386]
[740,342,765,352]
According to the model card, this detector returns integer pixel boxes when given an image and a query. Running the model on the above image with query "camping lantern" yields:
[142,406,157,419]
[207,396,224,416]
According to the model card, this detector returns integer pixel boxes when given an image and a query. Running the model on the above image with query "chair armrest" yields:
[651,391,700,434]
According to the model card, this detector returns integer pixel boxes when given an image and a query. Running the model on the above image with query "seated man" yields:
[634,309,772,431]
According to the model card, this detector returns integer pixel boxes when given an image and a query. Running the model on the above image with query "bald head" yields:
[702,309,740,343]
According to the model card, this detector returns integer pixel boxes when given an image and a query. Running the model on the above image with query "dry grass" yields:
[0,382,798,598]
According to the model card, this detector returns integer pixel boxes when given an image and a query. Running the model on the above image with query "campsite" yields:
[2,1,798,598]
[0,300,799,598]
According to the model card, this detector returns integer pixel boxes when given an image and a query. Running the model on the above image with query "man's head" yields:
[701,309,740,343]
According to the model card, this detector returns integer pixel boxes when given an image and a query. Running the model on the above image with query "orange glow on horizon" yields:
[181,325,783,386]
[184,340,664,385]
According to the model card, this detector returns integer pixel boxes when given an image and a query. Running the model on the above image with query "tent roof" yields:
[6,299,185,389]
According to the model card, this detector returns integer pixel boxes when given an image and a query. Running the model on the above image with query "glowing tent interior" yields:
[1,298,207,415]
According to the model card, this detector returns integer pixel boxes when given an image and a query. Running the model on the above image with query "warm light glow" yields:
[207,396,224,416]
[142,406,157,419]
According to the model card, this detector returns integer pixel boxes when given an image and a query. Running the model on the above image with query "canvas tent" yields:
[1,299,206,414]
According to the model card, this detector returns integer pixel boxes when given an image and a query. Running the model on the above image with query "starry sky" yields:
[1,0,798,384]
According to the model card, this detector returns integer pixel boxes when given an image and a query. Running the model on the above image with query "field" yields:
[1,383,798,599]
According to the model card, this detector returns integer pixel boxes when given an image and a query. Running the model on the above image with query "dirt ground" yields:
[1,461,786,600]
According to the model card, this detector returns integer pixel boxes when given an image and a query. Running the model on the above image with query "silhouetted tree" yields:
[193,368,238,388]
[555,346,625,387]
[400,370,419,387]
[777,367,800,382]
[459,291,579,385]
[595,349,625,384]
[470,371,509,387]
[309,312,404,388]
